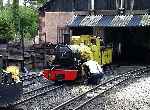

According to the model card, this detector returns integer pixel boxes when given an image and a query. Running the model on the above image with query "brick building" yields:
[39,0,150,44]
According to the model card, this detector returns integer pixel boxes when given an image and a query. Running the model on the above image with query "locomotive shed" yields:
[67,14,150,65]
[39,0,150,65]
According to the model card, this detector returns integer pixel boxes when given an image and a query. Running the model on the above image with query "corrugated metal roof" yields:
[79,15,103,26]
[97,15,114,27]
[140,15,150,26]
[67,15,77,25]
[67,15,150,27]
[111,15,133,27]
[67,15,84,27]
[128,15,141,27]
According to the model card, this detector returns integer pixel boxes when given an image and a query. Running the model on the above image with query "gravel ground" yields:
[16,66,144,110]
[82,70,150,110]
[22,77,53,93]
[16,84,94,110]
[101,66,142,82]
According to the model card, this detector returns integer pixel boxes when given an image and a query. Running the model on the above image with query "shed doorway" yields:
[104,27,150,64]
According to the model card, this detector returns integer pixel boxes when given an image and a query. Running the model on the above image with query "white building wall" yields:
[3,0,27,6]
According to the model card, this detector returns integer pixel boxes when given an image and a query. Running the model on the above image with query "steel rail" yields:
[22,83,54,96]
[21,74,42,81]
[50,66,148,110]
[23,81,35,87]
[22,74,51,89]
[73,68,150,110]
[13,84,64,106]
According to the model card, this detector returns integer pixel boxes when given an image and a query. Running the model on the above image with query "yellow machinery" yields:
[6,66,20,82]
[70,35,112,65]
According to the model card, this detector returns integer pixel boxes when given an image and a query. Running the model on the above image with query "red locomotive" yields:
[43,44,82,81]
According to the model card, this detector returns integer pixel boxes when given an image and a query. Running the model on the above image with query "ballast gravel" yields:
[17,66,144,110]
[83,72,150,110]
[106,75,150,110]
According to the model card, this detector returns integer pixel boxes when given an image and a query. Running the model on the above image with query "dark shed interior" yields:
[104,27,150,64]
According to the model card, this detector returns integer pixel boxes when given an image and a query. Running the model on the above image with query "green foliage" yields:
[19,6,38,39]
[0,6,38,42]
[36,0,47,4]
[0,0,3,8]
[0,8,15,42]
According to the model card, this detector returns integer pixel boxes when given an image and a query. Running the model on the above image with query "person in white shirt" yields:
[83,60,103,74]
[82,60,103,84]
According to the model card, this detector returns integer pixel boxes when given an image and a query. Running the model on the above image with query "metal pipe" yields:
[130,0,134,10]
[120,0,124,9]
[116,0,119,9]
[91,0,94,10]
[21,26,25,73]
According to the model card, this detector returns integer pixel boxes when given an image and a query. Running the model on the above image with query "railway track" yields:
[21,73,41,81]
[22,74,53,93]
[23,78,50,90]
[22,75,42,89]
[10,65,147,110]
[12,84,64,107]
[23,81,35,88]
[22,83,54,97]
[48,66,150,110]
[10,73,63,107]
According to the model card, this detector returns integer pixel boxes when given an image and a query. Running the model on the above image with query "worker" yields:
[82,60,103,84]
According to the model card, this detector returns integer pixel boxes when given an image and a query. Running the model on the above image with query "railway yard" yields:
[0,65,148,110]
[1,0,150,110]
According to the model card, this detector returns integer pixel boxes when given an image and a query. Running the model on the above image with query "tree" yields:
[6,0,11,7]
[0,0,3,8]
[12,0,38,39]
[0,0,38,42]
[27,0,47,9]
[19,6,38,39]
[0,6,38,42]
[0,8,15,42]
[12,0,19,34]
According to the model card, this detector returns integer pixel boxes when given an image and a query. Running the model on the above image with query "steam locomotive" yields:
[42,35,112,83]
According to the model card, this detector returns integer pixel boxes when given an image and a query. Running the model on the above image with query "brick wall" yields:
[42,12,74,44]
